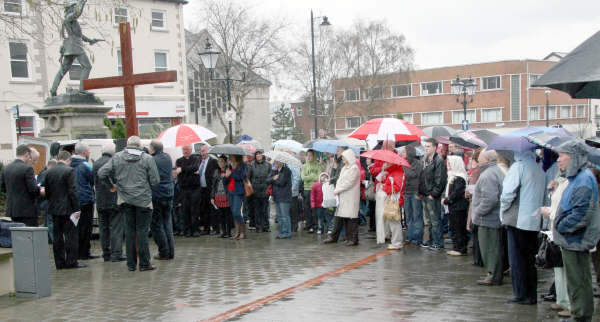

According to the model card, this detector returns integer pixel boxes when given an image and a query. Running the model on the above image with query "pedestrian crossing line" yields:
[201,249,396,322]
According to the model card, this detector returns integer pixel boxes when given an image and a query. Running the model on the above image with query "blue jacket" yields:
[70,155,95,205]
[224,164,247,196]
[500,151,545,231]
[291,166,301,197]
[152,151,174,199]
[267,165,292,203]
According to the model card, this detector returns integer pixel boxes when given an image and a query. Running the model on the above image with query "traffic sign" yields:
[461,120,469,131]
[225,110,236,122]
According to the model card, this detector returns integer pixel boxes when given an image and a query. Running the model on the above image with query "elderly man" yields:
[0,145,42,226]
[500,150,545,304]
[148,140,175,260]
[92,142,125,262]
[552,139,600,322]
[472,150,506,286]
[98,136,159,271]
[197,145,218,235]
[70,142,97,260]
[175,144,201,237]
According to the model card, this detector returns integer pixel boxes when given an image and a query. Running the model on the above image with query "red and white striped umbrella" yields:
[157,124,217,147]
[349,118,426,142]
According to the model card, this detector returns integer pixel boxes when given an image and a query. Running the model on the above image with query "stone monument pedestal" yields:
[35,90,111,141]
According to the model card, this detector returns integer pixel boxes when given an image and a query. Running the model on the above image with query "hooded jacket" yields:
[472,161,505,228]
[98,147,160,208]
[310,172,328,209]
[403,145,422,195]
[266,164,292,203]
[70,154,95,205]
[301,158,323,191]
[418,152,447,199]
[334,149,361,218]
[552,139,600,251]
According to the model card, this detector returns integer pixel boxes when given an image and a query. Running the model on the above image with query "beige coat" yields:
[334,149,360,218]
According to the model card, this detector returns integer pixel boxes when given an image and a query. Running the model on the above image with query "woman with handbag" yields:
[211,155,233,238]
[323,149,361,246]
[225,155,247,239]
[381,162,406,250]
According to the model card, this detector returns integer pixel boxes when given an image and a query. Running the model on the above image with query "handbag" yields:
[321,183,337,208]
[535,232,563,269]
[266,184,273,196]
[364,179,375,201]
[244,178,254,197]
[383,178,402,221]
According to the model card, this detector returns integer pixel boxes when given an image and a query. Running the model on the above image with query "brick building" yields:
[325,59,592,139]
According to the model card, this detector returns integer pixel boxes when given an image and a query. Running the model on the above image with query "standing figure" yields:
[70,142,97,260]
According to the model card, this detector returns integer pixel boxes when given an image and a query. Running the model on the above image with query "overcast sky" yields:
[184,0,600,101]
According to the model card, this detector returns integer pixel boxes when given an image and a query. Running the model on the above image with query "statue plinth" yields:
[35,90,111,141]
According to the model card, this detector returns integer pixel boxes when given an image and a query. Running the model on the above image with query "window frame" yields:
[345,116,361,129]
[401,113,414,124]
[154,50,168,72]
[8,40,30,80]
[391,84,412,98]
[345,88,360,101]
[480,75,501,91]
[296,106,302,117]
[421,111,443,125]
[113,7,128,25]
[528,106,541,121]
[151,9,166,31]
[452,109,476,124]
[481,107,503,123]
[548,105,557,120]
[528,74,543,88]
[577,105,586,118]
[3,0,22,15]
[559,105,571,119]
[420,81,443,96]
[364,87,383,100]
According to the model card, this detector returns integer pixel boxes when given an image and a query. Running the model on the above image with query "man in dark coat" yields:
[248,150,271,232]
[197,145,219,234]
[70,142,97,260]
[44,151,86,269]
[175,144,202,237]
[149,140,175,260]
[0,144,41,226]
[92,142,125,262]
[402,145,424,245]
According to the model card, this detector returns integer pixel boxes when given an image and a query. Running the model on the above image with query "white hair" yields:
[127,136,141,147]
[101,142,116,155]
[74,142,89,155]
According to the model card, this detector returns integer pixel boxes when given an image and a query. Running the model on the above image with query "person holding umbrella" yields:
[225,155,248,239]
[266,159,292,239]
[211,155,233,238]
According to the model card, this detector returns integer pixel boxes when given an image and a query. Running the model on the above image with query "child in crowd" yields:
[311,173,329,234]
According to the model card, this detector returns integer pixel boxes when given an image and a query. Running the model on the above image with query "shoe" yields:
[507,297,524,303]
[308,228,314,233]
[516,298,537,305]
[128,267,136,271]
[263,228,271,232]
[420,242,431,248]
[317,230,322,234]
[543,294,557,302]
[103,257,111,262]
[87,254,100,259]
[477,280,500,286]
[323,238,337,244]
[446,250,463,256]
[66,263,87,269]
[345,241,358,246]
[154,255,169,260]
[551,304,567,311]
[387,245,402,250]
[199,231,209,236]
[139,265,157,272]
[111,256,127,262]
[192,232,201,237]
[248,226,256,230]
[557,310,571,318]
[428,245,443,251]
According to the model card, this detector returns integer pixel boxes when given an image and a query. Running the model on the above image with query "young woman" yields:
[381,161,406,250]
[211,155,233,238]
[225,155,247,239]
[443,155,469,256]
[266,161,292,239]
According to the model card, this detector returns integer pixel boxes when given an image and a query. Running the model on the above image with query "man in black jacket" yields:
[44,151,86,269]
[175,144,202,237]
[92,142,125,262]
[149,140,175,260]
[418,138,448,251]
[0,145,42,226]
[198,145,219,235]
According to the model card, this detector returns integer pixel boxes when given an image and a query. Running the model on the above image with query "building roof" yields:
[543,52,568,61]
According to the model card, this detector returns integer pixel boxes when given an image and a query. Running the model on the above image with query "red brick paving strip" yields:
[201,249,395,322]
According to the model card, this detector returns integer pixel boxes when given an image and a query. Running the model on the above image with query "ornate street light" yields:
[451,75,477,130]
[199,38,245,144]
[545,90,551,127]
[310,11,331,139]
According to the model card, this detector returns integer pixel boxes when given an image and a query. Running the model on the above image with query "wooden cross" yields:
[83,22,177,137]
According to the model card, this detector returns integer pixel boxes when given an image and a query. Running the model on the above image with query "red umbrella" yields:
[361,150,411,168]
[349,118,426,142]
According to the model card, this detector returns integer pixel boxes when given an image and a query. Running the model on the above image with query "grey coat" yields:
[92,153,117,211]
[472,162,505,229]
[98,147,159,208]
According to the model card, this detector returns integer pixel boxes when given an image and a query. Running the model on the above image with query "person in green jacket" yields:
[301,150,322,232]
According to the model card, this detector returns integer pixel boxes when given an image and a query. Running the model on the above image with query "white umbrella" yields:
[272,139,303,153]
[157,123,217,147]
[265,150,302,170]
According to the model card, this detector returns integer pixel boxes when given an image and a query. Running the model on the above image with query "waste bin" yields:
[10,227,51,298]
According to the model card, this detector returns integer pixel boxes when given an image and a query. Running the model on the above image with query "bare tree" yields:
[195,0,287,140]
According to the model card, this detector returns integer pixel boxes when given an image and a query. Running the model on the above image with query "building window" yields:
[481,76,501,90]
[548,105,557,119]
[402,113,413,124]
[346,116,361,129]
[296,106,302,117]
[529,74,541,88]
[482,108,502,123]
[310,130,316,140]
[69,58,82,81]
[345,89,359,101]
[15,116,34,137]
[577,105,586,118]
[4,0,21,14]
[529,106,541,120]
[560,105,571,119]
[421,81,442,95]
[392,84,411,97]
[452,110,476,124]
[154,51,167,72]
[117,49,122,75]
[9,41,28,78]
[364,87,383,100]
[422,112,443,125]
[151,10,165,29]
[114,7,128,24]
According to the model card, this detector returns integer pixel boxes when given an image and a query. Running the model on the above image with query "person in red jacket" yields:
[370,140,395,244]
[311,172,330,234]
[381,163,406,249]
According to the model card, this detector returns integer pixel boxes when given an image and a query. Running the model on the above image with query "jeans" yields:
[98,207,125,261]
[422,198,442,247]
[315,208,326,233]
[404,194,423,243]
[359,200,369,225]
[506,226,538,301]
[78,203,94,258]
[228,192,245,223]
[275,202,291,238]
[151,197,174,259]
[172,204,184,234]
[121,203,153,270]
[325,209,335,232]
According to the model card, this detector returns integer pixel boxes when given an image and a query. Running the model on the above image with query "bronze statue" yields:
[50,0,102,97]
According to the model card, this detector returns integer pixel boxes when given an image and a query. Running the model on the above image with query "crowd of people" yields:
[2,131,600,321]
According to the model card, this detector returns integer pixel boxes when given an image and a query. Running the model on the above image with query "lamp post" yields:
[310,10,330,139]
[199,38,245,144]
[545,90,551,127]
[451,75,477,130]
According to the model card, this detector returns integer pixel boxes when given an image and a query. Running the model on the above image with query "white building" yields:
[0,0,188,162]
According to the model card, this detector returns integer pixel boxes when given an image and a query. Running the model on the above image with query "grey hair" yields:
[127,136,141,147]
[30,147,40,158]
[481,149,497,162]
[101,142,116,155]
[74,142,89,155]
[150,140,163,153]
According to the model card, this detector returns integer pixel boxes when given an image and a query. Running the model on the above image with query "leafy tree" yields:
[396,112,404,119]
[104,118,126,139]
[271,107,305,142]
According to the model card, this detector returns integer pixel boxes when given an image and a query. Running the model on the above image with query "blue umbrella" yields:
[236,134,253,143]
[312,139,360,156]
[487,126,569,152]
[527,132,600,166]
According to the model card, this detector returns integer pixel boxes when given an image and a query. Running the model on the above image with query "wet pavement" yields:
[0,223,599,321]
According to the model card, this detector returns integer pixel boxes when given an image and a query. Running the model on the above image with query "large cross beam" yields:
[83,22,177,137]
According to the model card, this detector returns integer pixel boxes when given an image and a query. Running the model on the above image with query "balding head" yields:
[102,142,116,156]
[74,142,89,157]
[127,136,141,147]
[478,149,497,166]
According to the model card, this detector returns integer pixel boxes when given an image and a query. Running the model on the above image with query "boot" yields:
[239,222,246,239]
[233,222,240,239]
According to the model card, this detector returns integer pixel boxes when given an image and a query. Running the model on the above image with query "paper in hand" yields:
[70,211,81,226]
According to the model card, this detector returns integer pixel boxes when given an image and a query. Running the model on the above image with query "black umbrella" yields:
[423,126,458,138]
[207,144,252,156]
[533,30,600,98]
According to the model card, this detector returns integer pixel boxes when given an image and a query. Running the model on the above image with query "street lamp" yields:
[545,90,551,127]
[199,38,245,144]
[451,75,477,130]
[311,10,331,139]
